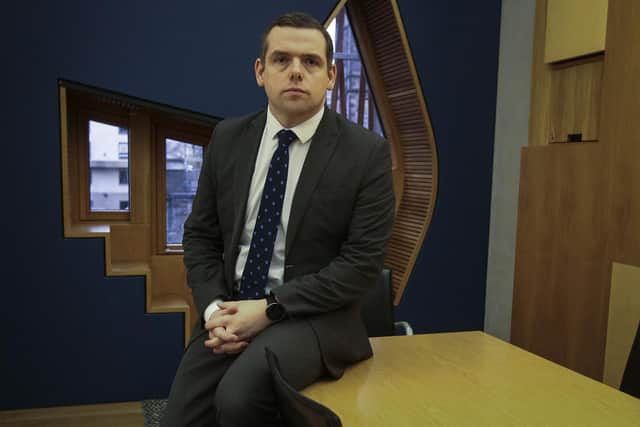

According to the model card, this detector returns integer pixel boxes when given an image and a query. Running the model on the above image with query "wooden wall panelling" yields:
[59,87,74,231]
[149,255,196,341]
[549,56,603,143]
[512,147,559,353]
[129,112,152,224]
[512,144,609,379]
[530,0,605,146]
[529,0,553,147]
[544,0,608,63]
[108,224,151,265]
[600,0,640,266]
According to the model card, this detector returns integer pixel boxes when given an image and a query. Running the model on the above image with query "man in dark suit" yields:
[162,11,394,427]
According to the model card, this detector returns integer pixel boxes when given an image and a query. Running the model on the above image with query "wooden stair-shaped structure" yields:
[64,223,195,345]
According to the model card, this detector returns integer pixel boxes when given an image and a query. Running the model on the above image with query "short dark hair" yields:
[260,12,334,70]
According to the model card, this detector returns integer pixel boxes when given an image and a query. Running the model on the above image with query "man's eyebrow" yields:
[302,53,324,61]
[269,50,324,61]
[269,50,291,58]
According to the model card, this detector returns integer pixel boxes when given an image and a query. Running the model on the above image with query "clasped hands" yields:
[204,299,271,355]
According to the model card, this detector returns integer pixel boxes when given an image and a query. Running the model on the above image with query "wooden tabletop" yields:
[302,331,640,426]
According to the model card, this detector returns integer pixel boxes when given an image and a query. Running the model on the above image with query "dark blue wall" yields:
[396,0,500,333]
[0,0,499,410]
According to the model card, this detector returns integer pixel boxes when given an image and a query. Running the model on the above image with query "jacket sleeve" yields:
[272,139,395,316]
[182,127,229,318]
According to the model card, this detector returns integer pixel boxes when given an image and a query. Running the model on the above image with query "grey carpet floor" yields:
[142,399,168,427]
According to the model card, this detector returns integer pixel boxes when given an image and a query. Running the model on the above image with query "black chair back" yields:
[361,268,394,337]
[620,321,640,398]
[265,347,342,427]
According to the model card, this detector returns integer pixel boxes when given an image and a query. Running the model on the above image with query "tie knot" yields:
[277,129,297,146]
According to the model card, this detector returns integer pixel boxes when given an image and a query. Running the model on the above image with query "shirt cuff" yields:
[203,299,224,323]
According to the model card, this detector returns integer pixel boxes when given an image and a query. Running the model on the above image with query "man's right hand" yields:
[204,306,249,354]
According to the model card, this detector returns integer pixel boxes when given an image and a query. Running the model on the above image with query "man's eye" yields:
[305,58,318,66]
[275,56,288,64]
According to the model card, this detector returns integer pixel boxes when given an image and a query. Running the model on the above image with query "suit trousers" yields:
[161,317,325,427]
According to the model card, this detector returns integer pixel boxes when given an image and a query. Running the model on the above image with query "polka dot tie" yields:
[237,129,297,300]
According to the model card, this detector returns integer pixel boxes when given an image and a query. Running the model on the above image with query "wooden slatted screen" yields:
[343,0,438,305]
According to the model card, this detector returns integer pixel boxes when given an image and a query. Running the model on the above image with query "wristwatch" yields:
[266,292,286,322]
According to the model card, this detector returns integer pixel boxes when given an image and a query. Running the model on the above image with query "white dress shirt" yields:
[203,106,325,321]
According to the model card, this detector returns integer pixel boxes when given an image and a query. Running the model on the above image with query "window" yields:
[327,8,384,137]
[88,120,130,213]
[165,138,204,246]
[63,83,217,233]
[119,168,128,185]
[61,81,218,343]
[118,141,128,159]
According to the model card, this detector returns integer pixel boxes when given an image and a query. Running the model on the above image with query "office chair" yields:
[620,322,640,398]
[361,268,413,337]
[265,347,342,427]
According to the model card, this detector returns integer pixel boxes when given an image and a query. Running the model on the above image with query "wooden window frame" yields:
[64,85,217,244]
[153,118,211,255]
[61,82,219,344]
[68,93,133,223]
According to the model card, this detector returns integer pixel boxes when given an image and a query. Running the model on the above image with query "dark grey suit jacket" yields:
[183,107,395,378]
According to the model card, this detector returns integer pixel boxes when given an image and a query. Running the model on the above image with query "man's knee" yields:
[214,369,278,427]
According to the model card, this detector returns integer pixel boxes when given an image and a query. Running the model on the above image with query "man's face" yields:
[255,26,336,127]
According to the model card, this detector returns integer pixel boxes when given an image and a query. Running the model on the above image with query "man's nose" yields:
[289,58,303,80]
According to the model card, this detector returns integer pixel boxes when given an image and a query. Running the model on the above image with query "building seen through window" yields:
[166,139,203,245]
[327,8,384,137]
[88,120,130,212]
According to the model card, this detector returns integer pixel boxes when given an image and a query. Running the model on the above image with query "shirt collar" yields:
[265,105,325,145]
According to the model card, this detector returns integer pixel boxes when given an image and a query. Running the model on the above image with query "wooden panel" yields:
[59,87,74,233]
[512,144,609,379]
[304,333,640,426]
[150,255,196,331]
[548,56,603,142]
[0,402,143,427]
[545,0,608,63]
[150,255,188,298]
[109,224,151,264]
[600,0,640,266]
[129,112,152,224]
[517,0,640,383]
[347,0,439,305]
[529,0,553,147]
[604,263,640,388]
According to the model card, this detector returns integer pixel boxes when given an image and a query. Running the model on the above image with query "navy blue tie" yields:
[237,129,297,299]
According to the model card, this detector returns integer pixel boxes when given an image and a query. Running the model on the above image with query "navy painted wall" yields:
[0,0,499,410]
[396,0,500,333]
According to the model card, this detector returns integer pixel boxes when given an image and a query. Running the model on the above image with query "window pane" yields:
[89,120,130,212]
[166,138,203,246]
[327,9,385,137]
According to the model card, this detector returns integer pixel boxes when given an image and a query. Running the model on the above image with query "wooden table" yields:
[302,332,640,426]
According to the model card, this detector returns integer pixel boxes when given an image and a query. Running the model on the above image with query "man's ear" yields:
[255,58,265,87]
[327,63,337,91]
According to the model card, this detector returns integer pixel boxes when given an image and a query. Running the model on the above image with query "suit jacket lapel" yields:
[229,111,267,277]
[286,108,340,258]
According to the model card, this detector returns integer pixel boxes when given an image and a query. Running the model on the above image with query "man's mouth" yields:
[284,88,306,94]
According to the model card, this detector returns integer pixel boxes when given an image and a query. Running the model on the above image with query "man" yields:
[162,11,394,427]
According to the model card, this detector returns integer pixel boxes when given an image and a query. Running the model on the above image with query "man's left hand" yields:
[205,299,272,342]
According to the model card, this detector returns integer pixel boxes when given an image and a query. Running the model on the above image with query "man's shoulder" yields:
[214,110,265,137]
[328,109,386,146]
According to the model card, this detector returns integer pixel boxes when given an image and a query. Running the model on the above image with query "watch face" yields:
[267,303,285,321]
